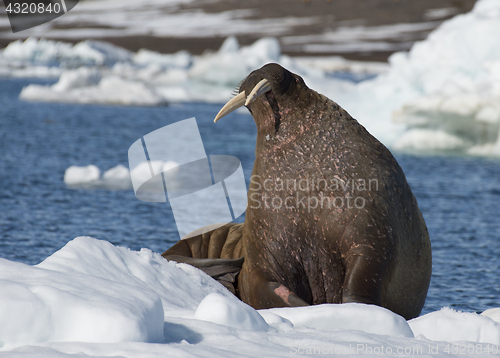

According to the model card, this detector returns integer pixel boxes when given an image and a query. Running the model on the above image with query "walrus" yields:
[163,63,431,320]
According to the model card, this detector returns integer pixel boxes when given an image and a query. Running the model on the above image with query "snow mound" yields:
[195,293,269,332]
[0,238,164,348]
[38,237,234,316]
[263,303,414,338]
[409,307,500,344]
[482,308,500,323]
[0,236,240,349]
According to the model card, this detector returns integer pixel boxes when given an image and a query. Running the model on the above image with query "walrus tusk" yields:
[214,91,246,123]
[214,79,273,122]
[245,79,271,106]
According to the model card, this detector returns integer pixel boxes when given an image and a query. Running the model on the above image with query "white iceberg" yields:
[342,0,500,155]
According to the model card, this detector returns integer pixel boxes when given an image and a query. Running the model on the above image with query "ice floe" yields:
[64,162,183,191]
[64,164,131,190]
[1,236,500,357]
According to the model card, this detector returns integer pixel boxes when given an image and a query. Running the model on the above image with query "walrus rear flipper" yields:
[164,255,244,295]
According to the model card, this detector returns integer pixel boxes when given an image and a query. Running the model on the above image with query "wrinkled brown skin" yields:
[163,63,432,320]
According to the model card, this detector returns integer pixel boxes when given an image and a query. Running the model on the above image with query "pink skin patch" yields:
[274,285,293,305]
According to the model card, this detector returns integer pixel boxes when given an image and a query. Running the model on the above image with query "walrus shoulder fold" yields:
[162,223,245,295]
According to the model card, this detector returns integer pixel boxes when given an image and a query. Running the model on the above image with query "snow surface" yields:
[1,236,500,357]
[2,0,500,154]
[409,308,500,345]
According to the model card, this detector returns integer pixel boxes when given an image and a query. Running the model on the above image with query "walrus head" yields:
[214,63,314,137]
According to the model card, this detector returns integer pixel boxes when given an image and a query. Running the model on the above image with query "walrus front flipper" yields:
[164,255,244,295]
[260,282,309,308]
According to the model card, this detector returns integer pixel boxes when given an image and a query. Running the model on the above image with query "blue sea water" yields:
[0,78,499,316]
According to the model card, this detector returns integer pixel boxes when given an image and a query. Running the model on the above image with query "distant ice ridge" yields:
[2,36,357,106]
[2,37,132,66]
[338,0,500,155]
[1,236,500,356]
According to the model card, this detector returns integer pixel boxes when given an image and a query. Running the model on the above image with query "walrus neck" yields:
[254,89,325,155]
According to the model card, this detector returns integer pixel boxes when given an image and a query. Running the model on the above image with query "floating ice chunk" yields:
[2,38,132,67]
[71,40,132,66]
[20,72,166,106]
[217,35,239,54]
[103,164,129,181]
[4,36,353,107]
[294,55,389,75]
[409,307,500,344]
[263,303,414,338]
[52,67,101,91]
[64,162,178,190]
[129,160,170,186]
[188,37,281,87]
[64,165,100,186]
[101,164,132,190]
[240,37,281,67]
[162,160,180,176]
[393,129,471,153]
[133,49,192,69]
[194,293,269,332]
[2,37,74,65]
